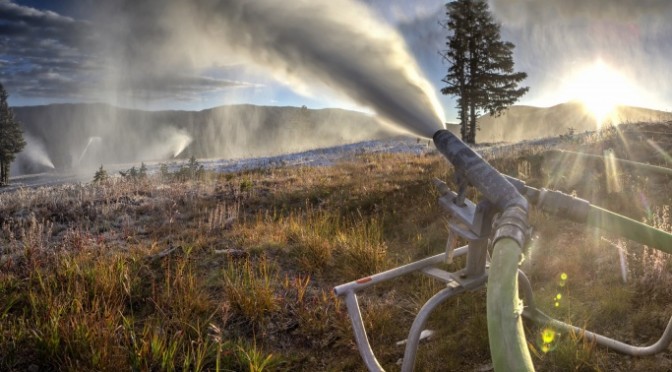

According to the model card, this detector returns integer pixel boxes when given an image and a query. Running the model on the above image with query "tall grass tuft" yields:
[222,257,279,328]
[633,206,672,298]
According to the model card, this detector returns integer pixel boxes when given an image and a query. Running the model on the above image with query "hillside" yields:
[12,103,393,175]
[11,102,672,176]
[477,102,672,142]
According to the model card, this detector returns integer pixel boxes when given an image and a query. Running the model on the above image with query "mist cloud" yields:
[489,0,672,109]
[490,0,672,24]
[365,0,672,116]
[95,0,445,137]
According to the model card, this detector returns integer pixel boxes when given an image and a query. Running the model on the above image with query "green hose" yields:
[487,238,535,372]
[587,205,672,254]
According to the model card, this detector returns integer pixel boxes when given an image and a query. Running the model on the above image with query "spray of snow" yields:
[170,129,193,157]
[100,0,446,138]
[137,127,193,161]
[77,136,103,165]
[22,133,55,169]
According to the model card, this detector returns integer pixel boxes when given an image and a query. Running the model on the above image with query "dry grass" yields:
[0,122,671,371]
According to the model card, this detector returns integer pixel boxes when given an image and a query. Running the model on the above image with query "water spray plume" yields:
[105,0,446,138]
[78,136,102,165]
[171,131,193,158]
[201,0,446,137]
[22,133,55,169]
[136,127,193,161]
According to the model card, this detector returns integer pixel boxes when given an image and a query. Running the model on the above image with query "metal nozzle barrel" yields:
[432,130,527,212]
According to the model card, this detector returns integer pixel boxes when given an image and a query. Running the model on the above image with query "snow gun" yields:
[334,129,672,371]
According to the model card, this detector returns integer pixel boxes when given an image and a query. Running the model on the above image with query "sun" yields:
[564,60,638,126]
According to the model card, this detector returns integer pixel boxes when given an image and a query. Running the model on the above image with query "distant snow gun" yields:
[334,129,672,372]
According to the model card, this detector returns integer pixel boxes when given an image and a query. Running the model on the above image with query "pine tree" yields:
[0,83,26,186]
[93,165,109,183]
[139,162,148,179]
[440,0,528,144]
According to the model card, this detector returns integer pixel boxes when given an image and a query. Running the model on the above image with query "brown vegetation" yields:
[1,121,671,371]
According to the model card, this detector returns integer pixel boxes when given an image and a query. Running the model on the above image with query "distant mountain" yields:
[12,101,671,176]
[476,102,672,143]
[12,103,393,175]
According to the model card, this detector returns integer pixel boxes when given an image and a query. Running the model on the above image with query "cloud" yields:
[360,0,442,23]
[0,0,254,104]
[0,0,94,99]
[113,74,260,102]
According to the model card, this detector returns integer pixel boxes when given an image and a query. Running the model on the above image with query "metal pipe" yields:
[587,205,672,255]
[487,238,535,372]
[556,150,672,177]
[504,175,672,254]
[342,292,385,372]
[518,269,672,356]
[334,247,469,372]
[401,285,470,372]
[527,309,672,356]
[333,247,468,296]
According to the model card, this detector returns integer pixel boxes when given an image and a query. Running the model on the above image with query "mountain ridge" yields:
[477,101,672,142]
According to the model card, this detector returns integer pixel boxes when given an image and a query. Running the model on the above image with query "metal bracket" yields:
[334,177,672,371]
[333,181,497,371]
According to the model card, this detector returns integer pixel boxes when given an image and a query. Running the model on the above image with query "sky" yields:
[2,0,671,122]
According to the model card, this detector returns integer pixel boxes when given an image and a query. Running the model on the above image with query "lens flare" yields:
[539,327,559,354]
[603,149,623,193]
[647,139,672,165]
[558,272,568,287]
[542,328,556,344]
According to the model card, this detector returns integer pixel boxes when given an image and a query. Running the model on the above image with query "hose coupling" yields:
[492,205,530,250]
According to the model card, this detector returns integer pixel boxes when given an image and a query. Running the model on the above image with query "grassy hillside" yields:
[0,121,671,371]
[477,102,672,143]
[12,104,393,175]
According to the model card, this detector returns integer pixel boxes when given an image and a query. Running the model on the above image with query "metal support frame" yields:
[334,177,496,371]
[334,175,672,371]
[333,249,472,372]
[517,270,672,356]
